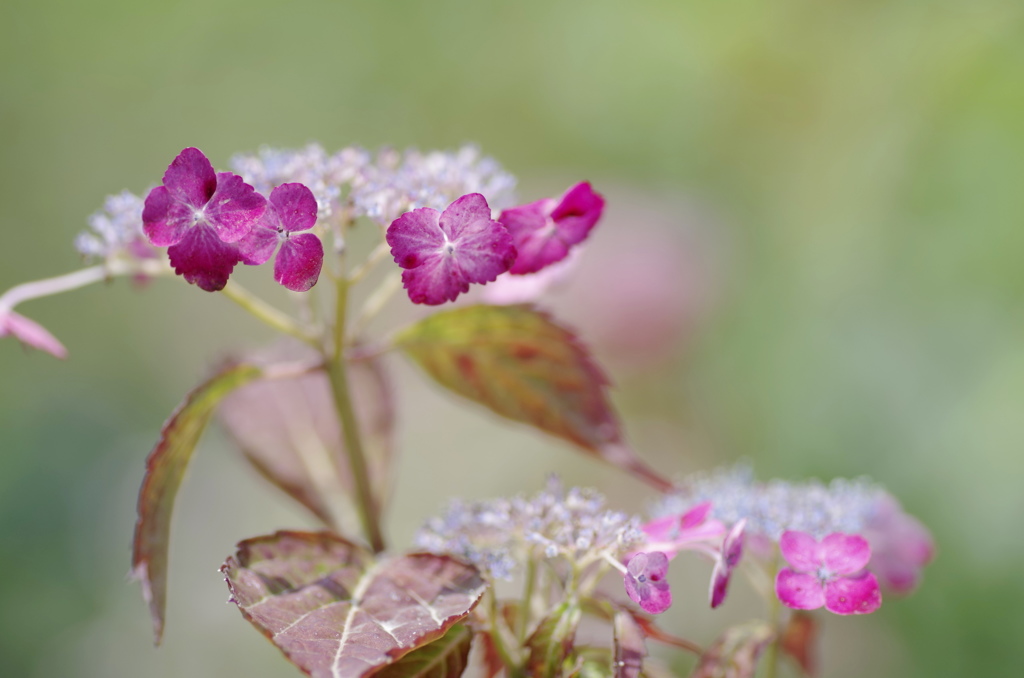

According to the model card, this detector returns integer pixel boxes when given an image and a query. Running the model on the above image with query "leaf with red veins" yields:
[0,310,68,359]
[395,304,671,490]
[276,233,324,292]
[500,182,604,275]
[387,193,515,305]
[131,363,264,644]
[167,223,242,292]
[222,531,488,678]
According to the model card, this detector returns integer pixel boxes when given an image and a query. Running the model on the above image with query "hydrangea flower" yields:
[775,531,882,615]
[624,551,672,614]
[386,193,516,305]
[862,493,935,593]
[0,310,67,359]
[238,183,323,292]
[499,182,604,275]
[142,148,266,291]
[76,191,155,263]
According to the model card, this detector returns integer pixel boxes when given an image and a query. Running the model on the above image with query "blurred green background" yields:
[3,0,1024,675]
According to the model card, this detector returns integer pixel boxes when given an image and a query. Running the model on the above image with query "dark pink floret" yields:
[238,183,323,292]
[499,181,604,275]
[386,193,516,305]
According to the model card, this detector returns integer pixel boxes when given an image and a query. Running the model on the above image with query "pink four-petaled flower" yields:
[142,147,266,291]
[775,530,882,615]
[386,193,516,305]
[498,181,604,275]
[624,551,672,614]
[238,183,323,292]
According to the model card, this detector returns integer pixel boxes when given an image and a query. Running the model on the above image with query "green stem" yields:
[326,275,386,553]
[221,282,318,345]
[0,259,168,313]
[761,555,784,678]
[518,557,538,642]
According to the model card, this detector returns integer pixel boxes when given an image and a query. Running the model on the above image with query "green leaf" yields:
[396,305,670,490]
[130,362,263,644]
[526,600,582,677]
[375,624,473,678]
[222,531,488,678]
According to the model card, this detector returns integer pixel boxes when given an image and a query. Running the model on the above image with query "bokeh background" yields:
[3,1,1023,675]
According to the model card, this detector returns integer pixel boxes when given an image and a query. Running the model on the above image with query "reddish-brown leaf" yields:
[219,354,394,528]
[613,611,646,678]
[374,623,473,678]
[690,622,775,678]
[781,611,817,676]
[525,600,582,676]
[131,363,263,644]
[222,531,488,678]
[396,305,670,490]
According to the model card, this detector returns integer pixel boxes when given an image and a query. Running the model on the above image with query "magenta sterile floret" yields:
[386,193,516,305]
[143,148,266,291]
[624,551,672,614]
[775,530,882,615]
[499,181,604,275]
[238,183,323,292]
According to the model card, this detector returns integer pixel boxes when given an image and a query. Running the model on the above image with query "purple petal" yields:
[142,185,194,247]
[821,533,872,575]
[387,207,445,269]
[775,569,826,610]
[709,520,745,608]
[269,183,318,232]
[0,310,68,359]
[166,223,241,292]
[549,181,604,244]
[400,253,468,305]
[681,502,714,529]
[162,147,216,208]
[624,552,672,614]
[274,233,324,292]
[441,194,516,284]
[237,215,280,266]
[203,172,266,243]
[779,530,822,573]
[824,572,882,615]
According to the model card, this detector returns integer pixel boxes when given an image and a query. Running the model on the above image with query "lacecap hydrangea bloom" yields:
[237,183,323,292]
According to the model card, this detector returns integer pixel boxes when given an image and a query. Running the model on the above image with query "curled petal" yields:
[775,569,826,611]
[167,224,240,292]
[204,173,266,243]
[501,182,603,274]
[624,552,672,614]
[549,181,604,243]
[779,530,823,573]
[0,310,68,359]
[824,572,882,615]
[162,147,216,208]
[709,519,745,609]
[821,533,872,575]
[275,233,324,292]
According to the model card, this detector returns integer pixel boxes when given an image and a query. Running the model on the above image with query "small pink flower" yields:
[499,182,604,274]
[238,183,323,292]
[863,493,934,594]
[624,551,672,614]
[775,531,882,615]
[386,193,516,305]
[143,148,266,291]
[0,310,67,359]
[640,502,724,558]
[709,519,746,608]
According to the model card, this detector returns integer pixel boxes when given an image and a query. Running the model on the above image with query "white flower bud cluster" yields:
[75,190,148,261]
[654,464,886,541]
[415,477,643,580]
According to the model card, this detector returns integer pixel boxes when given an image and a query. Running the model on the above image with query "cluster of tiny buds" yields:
[653,463,885,542]
[414,476,644,580]
[229,143,518,227]
[75,190,151,262]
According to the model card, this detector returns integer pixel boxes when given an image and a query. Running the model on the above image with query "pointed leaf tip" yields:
[131,363,263,644]
[396,305,670,490]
